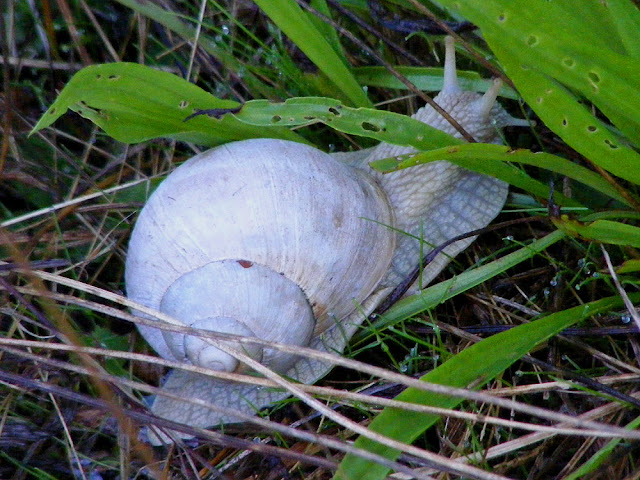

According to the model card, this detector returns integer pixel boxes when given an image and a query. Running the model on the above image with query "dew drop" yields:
[221,25,230,35]
[621,315,631,324]
[577,258,586,268]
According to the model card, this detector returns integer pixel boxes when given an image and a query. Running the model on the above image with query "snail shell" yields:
[126,139,395,374]
[125,37,528,443]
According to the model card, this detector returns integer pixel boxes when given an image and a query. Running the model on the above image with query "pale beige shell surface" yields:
[125,138,396,364]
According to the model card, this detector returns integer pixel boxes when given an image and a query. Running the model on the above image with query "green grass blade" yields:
[308,0,348,64]
[373,148,581,208]
[564,415,640,480]
[365,230,565,334]
[335,292,638,480]
[253,0,372,107]
[618,260,640,274]
[30,63,302,145]
[552,218,640,248]
[371,143,631,207]
[354,66,520,99]
[113,0,278,98]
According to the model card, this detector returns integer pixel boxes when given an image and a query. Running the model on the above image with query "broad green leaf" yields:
[371,143,631,207]
[354,66,520,99]
[607,0,640,58]
[30,63,302,146]
[435,0,640,183]
[30,64,461,151]
[253,0,372,107]
[336,292,639,480]
[471,2,640,132]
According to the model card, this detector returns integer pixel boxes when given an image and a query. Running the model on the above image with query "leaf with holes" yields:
[232,97,461,150]
[437,0,640,184]
[30,63,303,146]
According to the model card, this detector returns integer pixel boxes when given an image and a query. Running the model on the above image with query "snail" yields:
[125,37,528,443]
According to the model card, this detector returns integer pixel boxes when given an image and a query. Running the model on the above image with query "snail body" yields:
[125,37,528,442]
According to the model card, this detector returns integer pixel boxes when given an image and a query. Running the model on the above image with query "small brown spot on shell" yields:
[237,260,253,268]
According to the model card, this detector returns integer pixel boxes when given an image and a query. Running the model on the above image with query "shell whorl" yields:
[125,138,396,375]
[159,260,316,373]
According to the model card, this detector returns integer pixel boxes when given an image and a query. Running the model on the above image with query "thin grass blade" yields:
[336,292,639,480]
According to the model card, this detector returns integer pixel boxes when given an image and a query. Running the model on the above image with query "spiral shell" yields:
[125,138,396,375]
